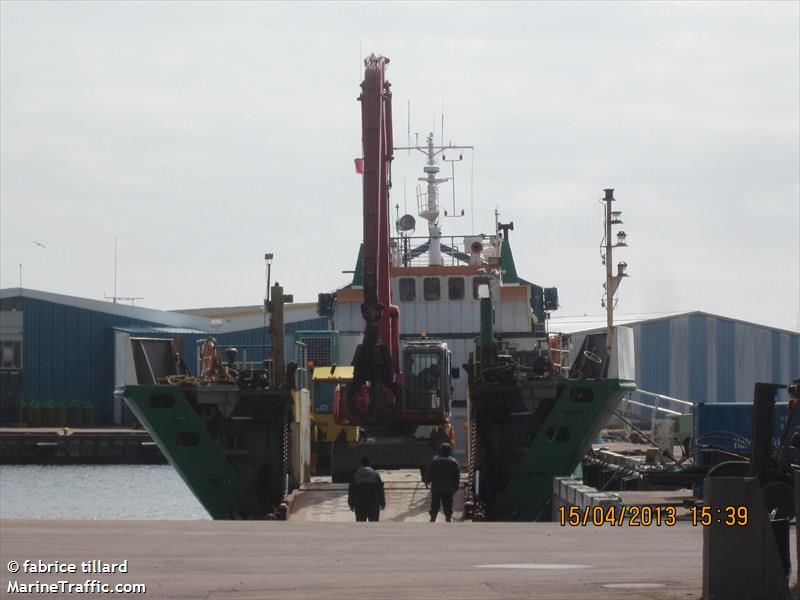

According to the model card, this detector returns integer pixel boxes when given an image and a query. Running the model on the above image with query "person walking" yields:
[426,443,460,522]
[348,457,385,522]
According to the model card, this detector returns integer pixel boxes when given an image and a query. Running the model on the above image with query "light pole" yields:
[601,188,629,358]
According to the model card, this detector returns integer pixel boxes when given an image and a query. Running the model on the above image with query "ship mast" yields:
[395,135,473,266]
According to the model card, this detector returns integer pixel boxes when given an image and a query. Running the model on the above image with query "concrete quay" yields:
[0,519,718,600]
[0,428,164,465]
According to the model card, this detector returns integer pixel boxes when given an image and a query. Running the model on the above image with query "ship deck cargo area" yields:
[4,518,776,600]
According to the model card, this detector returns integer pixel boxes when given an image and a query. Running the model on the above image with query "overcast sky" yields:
[1,1,798,332]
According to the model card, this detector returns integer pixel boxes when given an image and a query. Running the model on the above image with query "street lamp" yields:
[265,253,274,303]
[601,189,631,358]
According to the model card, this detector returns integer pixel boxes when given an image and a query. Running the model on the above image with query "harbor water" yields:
[0,465,209,520]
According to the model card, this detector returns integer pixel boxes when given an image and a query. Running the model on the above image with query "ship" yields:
[122,54,635,521]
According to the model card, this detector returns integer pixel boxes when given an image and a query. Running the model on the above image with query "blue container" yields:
[693,402,792,466]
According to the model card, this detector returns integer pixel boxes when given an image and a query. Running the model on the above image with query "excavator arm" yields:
[336,54,402,426]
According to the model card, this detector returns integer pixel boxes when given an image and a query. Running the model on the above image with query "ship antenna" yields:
[407,99,411,156]
[470,150,475,233]
[403,176,407,215]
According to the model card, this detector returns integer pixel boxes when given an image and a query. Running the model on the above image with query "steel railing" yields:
[391,234,495,267]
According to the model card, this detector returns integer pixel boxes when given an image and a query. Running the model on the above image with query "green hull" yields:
[123,384,291,520]
[469,377,635,521]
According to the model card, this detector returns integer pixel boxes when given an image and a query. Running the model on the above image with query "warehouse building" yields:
[3,286,798,428]
[0,288,327,426]
[559,311,800,414]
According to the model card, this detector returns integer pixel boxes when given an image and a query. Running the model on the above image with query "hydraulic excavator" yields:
[331,54,455,481]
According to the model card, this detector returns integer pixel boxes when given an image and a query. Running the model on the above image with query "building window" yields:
[399,278,416,301]
[472,276,490,299]
[448,277,465,300]
[423,278,441,301]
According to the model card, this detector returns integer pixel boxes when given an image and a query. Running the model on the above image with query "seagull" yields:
[32,241,45,248]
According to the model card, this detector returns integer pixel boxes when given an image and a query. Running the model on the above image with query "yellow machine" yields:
[310,366,359,474]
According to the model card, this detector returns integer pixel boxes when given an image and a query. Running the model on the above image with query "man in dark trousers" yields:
[426,443,460,522]
[348,457,385,522]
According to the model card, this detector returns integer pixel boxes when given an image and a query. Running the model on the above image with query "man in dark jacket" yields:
[348,457,386,522]
[426,443,460,522]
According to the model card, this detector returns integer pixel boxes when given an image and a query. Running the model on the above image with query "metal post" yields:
[114,236,118,304]
[604,189,614,356]
[270,283,286,387]
[749,382,782,482]
[264,253,273,369]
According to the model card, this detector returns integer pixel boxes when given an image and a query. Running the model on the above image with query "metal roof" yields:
[113,326,209,335]
[548,311,688,334]
[1,287,209,330]
[550,310,800,336]
[0,288,324,335]
[172,302,316,318]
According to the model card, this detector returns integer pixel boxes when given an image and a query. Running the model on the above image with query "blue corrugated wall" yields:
[688,314,707,403]
[18,296,328,424]
[629,313,799,410]
[637,319,671,397]
[22,297,171,423]
[715,318,736,403]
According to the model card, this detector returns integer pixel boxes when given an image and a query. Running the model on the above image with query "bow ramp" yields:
[288,470,465,522]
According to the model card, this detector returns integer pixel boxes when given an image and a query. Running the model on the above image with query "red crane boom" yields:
[336,54,402,425]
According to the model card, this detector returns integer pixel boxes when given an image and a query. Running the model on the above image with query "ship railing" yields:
[391,234,488,267]
[194,342,272,377]
[617,389,694,432]
[546,332,572,377]
[416,188,433,217]
[628,389,694,415]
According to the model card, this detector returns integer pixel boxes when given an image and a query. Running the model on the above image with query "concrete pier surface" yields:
[1,519,716,600]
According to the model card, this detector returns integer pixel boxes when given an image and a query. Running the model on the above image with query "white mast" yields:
[419,133,446,265]
[396,132,473,266]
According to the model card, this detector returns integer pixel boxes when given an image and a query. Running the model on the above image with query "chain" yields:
[467,403,486,521]
[281,415,290,501]
[467,398,486,521]
[467,409,477,493]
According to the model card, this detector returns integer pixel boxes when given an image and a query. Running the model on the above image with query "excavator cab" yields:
[401,341,452,425]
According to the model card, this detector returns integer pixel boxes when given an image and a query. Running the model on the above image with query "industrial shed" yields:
[561,311,800,411]
[0,288,327,426]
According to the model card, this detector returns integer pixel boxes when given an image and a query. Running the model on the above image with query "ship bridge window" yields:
[448,277,465,300]
[399,278,416,301]
[473,276,490,299]
[423,277,441,301]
